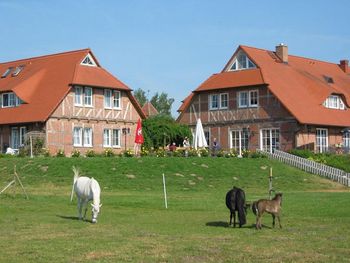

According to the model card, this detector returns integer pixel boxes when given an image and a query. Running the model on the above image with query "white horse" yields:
[70,166,102,223]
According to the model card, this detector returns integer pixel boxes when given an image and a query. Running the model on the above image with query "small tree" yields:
[133,88,148,107]
[142,115,191,150]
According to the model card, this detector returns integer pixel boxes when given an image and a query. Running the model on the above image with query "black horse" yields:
[225,187,247,227]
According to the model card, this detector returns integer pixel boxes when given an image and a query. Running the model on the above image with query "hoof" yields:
[92,219,97,223]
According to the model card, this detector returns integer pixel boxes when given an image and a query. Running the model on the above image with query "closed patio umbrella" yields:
[193,118,208,150]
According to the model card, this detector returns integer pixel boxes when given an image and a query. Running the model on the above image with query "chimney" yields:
[275,43,288,63]
[339,60,349,73]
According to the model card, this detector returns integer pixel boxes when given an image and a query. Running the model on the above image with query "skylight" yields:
[323,75,334,84]
[12,65,25,77]
[1,67,14,78]
[81,54,97,67]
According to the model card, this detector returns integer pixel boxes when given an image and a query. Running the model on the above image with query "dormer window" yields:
[1,92,22,108]
[323,95,345,110]
[12,65,25,77]
[228,51,256,71]
[81,54,97,67]
[1,67,14,78]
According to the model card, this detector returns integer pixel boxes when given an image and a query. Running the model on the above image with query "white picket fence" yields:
[261,149,350,187]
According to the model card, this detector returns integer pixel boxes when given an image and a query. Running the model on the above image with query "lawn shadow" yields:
[206,221,258,229]
[56,215,80,221]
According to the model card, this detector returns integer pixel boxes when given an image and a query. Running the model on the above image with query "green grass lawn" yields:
[0,157,349,262]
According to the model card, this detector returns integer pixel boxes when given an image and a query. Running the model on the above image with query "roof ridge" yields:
[0,48,91,65]
[241,45,340,66]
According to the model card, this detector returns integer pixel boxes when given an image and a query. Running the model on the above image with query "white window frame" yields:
[73,127,83,147]
[230,129,249,156]
[209,93,229,110]
[343,131,350,149]
[103,129,111,147]
[104,89,112,109]
[209,94,219,110]
[11,127,19,149]
[228,51,256,71]
[238,90,258,108]
[74,87,83,106]
[113,90,121,109]
[83,128,93,147]
[316,128,328,153]
[220,93,228,109]
[19,127,26,146]
[103,128,121,148]
[81,54,97,67]
[84,87,93,107]
[112,129,121,147]
[323,95,345,110]
[260,128,280,153]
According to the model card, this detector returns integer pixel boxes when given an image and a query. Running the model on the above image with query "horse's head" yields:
[91,203,102,223]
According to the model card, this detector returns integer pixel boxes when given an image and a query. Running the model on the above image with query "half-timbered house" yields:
[0,49,145,155]
[177,44,350,154]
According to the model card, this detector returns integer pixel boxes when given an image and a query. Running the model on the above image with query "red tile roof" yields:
[178,45,350,127]
[0,49,145,124]
[142,102,159,117]
[194,69,265,92]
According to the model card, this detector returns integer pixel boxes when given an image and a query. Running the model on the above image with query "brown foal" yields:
[252,193,282,229]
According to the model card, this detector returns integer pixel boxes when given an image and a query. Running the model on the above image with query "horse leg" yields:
[233,211,237,228]
[277,214,282,228]
[272,214,276,228]
[77,198,83,220]
[83,200,88,220]
[229,211,233,227]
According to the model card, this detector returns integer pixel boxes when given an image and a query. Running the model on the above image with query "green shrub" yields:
[56,149,65,157]
[71,149,81,157]
[104,148,115,157]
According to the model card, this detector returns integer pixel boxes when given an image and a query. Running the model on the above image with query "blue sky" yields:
[1,0,349,117]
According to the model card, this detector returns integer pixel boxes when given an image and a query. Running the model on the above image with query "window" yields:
[209,93,229,110]
[260,128,280,153]
[323,95,345,110]
[81,54,97,67]
[84,87,92,106]
[238,92,248,108]
[112,129,121,147]
[113,91,121,109]
[83,128,92,147]
[250,90,258,106]
[104,89,112,108]
[73,127,83,146]
[1,92,21,108]
[229,51,256,71]
[210,94,219,110]
[75,86,92,107]
[73,127,92,147]
[204,130,210,147]
[75,87,83,106]
[20,127,26,146]
[11,127,19,149]
[104,89,122,109]
[316,128,328,153]
[12,65,24,76]
[231,129,249,156]
[238,90,258,108]
[104,128,121,147]
[103,129,111,147]
[1,67,13,78]
[220,93,228,109]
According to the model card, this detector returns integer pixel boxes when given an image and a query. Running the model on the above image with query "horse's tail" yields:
[252,201,258,216]
[70,166,80,202]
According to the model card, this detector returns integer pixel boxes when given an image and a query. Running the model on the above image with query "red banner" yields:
[134,119,144,144]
